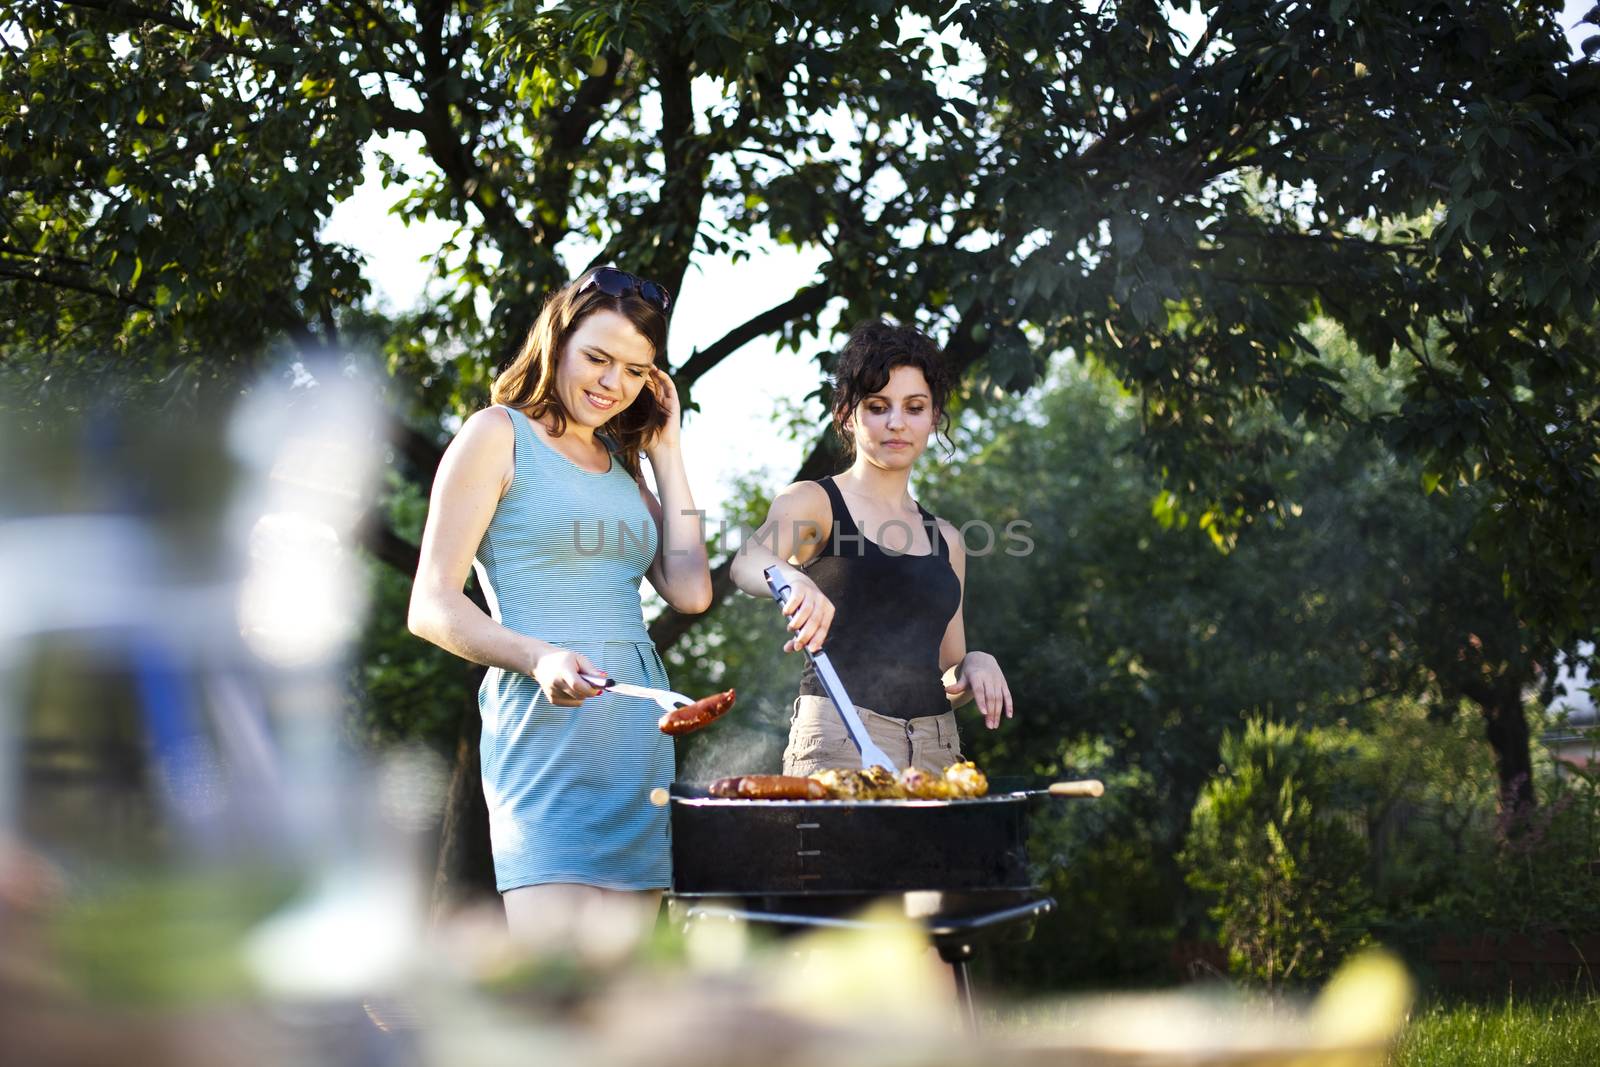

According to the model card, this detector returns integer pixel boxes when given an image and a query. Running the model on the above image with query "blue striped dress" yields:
[472,405,673,891]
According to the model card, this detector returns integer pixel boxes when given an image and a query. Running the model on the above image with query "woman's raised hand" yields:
[778,568,835,655]
[644,368,682,458]
[532,648,605,707]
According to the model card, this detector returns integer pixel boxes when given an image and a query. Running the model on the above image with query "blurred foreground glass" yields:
[0,359,428,1064]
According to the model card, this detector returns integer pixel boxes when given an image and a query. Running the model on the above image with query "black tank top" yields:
[797,477,962,719]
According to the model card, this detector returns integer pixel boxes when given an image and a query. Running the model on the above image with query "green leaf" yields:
[1111,214,1145,256]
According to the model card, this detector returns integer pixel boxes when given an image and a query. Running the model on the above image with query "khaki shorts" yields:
[782,695,964,777]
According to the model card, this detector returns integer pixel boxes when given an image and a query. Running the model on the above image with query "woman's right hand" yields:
[532,648,605,707]
[776,568,835,654]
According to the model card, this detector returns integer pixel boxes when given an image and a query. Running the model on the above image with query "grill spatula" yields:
[764,565,898,772]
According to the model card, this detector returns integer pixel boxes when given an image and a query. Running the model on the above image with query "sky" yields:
[323,2,1598,522]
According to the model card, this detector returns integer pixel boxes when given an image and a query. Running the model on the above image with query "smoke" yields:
[679,700,789,782]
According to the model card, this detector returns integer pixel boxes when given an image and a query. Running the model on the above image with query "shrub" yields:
[1180,718,1376,989]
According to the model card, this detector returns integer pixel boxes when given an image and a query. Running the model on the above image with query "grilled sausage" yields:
[658,689,737,736]
[735,775,831,800]
[708,776,746,798]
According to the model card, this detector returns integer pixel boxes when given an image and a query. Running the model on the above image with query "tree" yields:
[5,0,1596,897]
[5,0,1596,623]
[893,352,1556,983]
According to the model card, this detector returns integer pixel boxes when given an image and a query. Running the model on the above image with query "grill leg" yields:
[949,957,978,1035]
[938,943,980,1036]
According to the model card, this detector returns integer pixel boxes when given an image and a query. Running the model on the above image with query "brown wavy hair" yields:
[490,268,670,478]
[830,319,954,457]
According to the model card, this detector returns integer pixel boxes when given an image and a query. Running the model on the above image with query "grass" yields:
[1390,995,1600,1067]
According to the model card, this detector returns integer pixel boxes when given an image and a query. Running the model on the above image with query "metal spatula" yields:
[763,566,898,772]
[577,672,694,714]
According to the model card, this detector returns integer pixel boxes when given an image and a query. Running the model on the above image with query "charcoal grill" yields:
[662,776,1100,1032]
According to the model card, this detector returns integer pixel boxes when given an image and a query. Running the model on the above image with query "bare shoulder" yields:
[772,479,831,520]
[935,517,966,565]
[439,407,515,492]
[457,406,515,445]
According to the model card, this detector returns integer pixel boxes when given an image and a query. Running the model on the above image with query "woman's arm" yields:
[640,370,712,614]
[407,408,603,706]
[936,519,1014,729]
[728,480,835,654]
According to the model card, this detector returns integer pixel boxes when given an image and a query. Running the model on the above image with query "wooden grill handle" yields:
[1047,779,1105,798]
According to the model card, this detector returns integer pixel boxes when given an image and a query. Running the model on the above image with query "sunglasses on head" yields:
[577,266,671,314]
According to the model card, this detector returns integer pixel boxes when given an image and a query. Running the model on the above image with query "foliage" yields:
[1439,760,1600,936]
[1347,699,1500,931]
[2,1,1596,641]
[346,475,471,753]
[1180,700,1600,991]
[998,753,1181,991]
[897,353,1577,987]
[1181,718,1377,989]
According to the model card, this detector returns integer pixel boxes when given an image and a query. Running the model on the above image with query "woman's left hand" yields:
[644,368,682,459]
[947,651,1013,730]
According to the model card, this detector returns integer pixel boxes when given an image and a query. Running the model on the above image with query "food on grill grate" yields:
[704,761,991,801]
[860,765,905,799]
[808,767,871,799]
[707,776,743,798]
[944,760,988,798]
[898,766,952,799]
[658,688,737,736]
[708,774,829,800]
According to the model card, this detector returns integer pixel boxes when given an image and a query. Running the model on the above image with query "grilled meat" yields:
[943,760,988,798]
[860,765,907,799]
[808,768,869,799]
[898,766,953,799]
[659,689,736,736]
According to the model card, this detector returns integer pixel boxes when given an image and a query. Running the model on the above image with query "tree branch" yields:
[0,264,153,310]
[412,4,527,246]
[1075,18,1221,166]
[394,422,446,494]
[642,44,709,300]
[57,0,299,71]
[59,0,193,33]
[673,283,831,386]
[362,509,420,576]
[548,51,624,162]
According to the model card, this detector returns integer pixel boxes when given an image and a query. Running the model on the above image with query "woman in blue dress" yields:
[408,267,711,951]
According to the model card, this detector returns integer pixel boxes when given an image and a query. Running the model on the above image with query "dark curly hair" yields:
[829,319,953,457]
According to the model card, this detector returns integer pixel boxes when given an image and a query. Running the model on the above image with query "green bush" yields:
[991,757,1183,991]
[1352,699,1600,942]
[1180,718,1377,989]
[1448,763,1600,936]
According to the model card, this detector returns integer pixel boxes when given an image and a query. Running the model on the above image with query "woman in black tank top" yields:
[730,320,1015,774]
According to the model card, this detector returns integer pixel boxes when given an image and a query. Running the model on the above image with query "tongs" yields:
[763,565,898,772]
[578,672,694,714]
